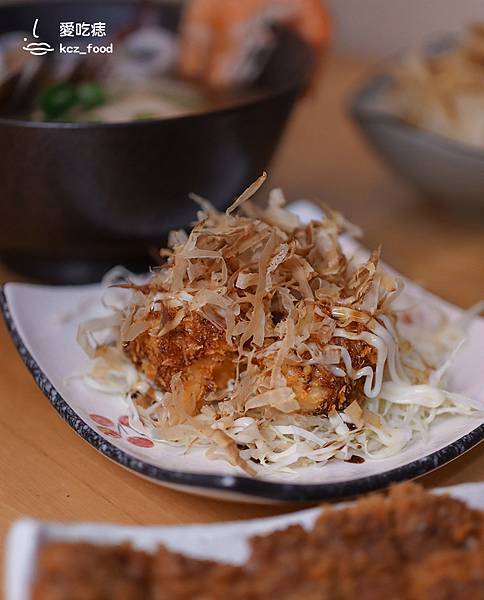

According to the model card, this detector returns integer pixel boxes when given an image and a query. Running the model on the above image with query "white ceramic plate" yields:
[5,482,484,600]
[2,202,483,503]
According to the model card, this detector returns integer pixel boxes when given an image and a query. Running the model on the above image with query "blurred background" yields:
[0,0,483,306]
[329,0,484,56]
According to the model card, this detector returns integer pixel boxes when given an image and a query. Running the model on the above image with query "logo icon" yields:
[22,19,54,56]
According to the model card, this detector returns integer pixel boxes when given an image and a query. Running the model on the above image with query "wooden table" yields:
[1,53,483,584]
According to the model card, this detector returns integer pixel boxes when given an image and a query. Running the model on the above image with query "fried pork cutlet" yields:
[126,309,377,416]
[125,311,235,415]
[33,484,484,600]
[246,481,484,600]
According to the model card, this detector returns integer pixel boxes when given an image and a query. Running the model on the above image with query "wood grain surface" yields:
[1,53,483,586]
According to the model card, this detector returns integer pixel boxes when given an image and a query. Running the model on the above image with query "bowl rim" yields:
[0,0,308,130]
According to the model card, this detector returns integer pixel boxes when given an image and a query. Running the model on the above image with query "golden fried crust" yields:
[32,543,149,600]
[246,483,484,600]
[150,547,243,600]
[125,311,235,415]
[33,484,484,600]
[126,310,376,416]
[409,549,484,599]
[284,337,377,414]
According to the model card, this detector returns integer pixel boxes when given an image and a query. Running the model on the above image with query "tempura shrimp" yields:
[180,0,331,86]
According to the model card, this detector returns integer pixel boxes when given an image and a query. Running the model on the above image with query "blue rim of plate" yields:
[2,284,483,502]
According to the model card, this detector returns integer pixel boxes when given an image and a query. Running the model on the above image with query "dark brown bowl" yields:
[0,1,313,283]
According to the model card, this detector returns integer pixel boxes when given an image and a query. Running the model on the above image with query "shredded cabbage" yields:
[77,183,483,476]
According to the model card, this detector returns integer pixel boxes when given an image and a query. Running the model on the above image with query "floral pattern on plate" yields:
[89,413,155,447]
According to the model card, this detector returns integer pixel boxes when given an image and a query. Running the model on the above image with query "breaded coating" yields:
[33,484,484,600]
[409,548,484,599]
[126,311,235,415]
[32,542,150,600]
[126,308,376,416]
[246,482,484,600]
[151,547,242,600]
[284,336,377,414]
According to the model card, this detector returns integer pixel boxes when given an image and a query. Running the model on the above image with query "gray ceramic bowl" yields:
[350,69,484,212]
